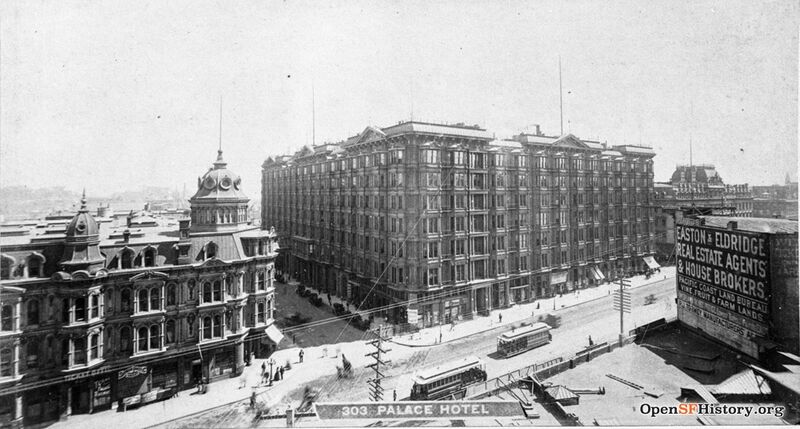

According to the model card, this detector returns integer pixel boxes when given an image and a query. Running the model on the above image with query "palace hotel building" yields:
[0,150,280,426]
[262,121,657,327]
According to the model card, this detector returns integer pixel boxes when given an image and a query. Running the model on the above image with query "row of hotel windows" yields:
[270,169,651,194]
[0,272,274,330]
[268,149,652,177]
[2,301,275,373]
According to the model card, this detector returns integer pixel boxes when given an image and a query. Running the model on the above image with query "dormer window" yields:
[144,248,156,267]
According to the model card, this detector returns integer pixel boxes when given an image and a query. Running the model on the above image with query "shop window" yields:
[74,297,86,321]
[1,305,12,331]
[138,327,149,351]
[0,348,11,376]
[27,300,39,326]
[139,289,149,312]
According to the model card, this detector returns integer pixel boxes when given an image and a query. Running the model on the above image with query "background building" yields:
[675,216,798,359]
[653,164,754,262]
[262,120,657,328]
[0,150,280,427]
[752,175,798,220]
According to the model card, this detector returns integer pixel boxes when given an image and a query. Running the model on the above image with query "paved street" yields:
[152,275,676,428]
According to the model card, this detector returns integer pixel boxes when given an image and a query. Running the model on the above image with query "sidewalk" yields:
[391,267,676,347]
[54,340,382,429]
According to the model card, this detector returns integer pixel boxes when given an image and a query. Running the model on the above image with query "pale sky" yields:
[1,0,797,198]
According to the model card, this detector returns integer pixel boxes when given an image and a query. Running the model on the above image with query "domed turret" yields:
[60,191,105,273]
[189,150,250,232]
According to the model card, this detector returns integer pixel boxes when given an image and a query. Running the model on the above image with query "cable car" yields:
[409,356,487,400]
[496,322,552,358]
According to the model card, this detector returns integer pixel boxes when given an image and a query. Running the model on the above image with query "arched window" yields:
[1,306,13,331]
[121,249,134,269]
[90,295,99,318]
[138,327,148,352]
[0,349,11,376]
[73,337,86,365]
[150,288,160,311]
[90,334,99,360]
[167,284,176,306]
[213,280,222,301]
[27,300,39,326]
[61,298,70,323]
[27,254,43,278]
[202,282,212,303]
[139,289,149,312]
[74,297,86,321]
[202,317,212,340]
[26,338,39,368]
[105,289,114,315]
[121,289,131,312]
[166,320,176,344]
[143,248,156,267]
[60,338,69,367]
[0,255,13,280]
[206,242,217,259]
[258,241,264,255]
[257,302,265,324]
[149,325,160,350]
[213,315,222,337]
[120,327,131,356]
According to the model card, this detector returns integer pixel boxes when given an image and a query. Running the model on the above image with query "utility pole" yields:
[366,325,391,401]
[612,277,631,345]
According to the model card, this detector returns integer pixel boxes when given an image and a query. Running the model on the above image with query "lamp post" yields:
[268,358,275,386]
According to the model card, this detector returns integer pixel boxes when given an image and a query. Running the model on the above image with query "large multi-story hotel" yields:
[0,150,280,426]
[262,121,657,327]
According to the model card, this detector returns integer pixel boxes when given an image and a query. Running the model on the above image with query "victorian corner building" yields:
[0,150,280,426]
[262,121,657,328]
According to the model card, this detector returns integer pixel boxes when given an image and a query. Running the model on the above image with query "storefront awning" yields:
[550,271,568,286]
[643,256,660,270]
[264,325,285,345]
[588,266,605,281]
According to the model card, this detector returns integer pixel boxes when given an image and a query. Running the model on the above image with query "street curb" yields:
[389,274,674,348]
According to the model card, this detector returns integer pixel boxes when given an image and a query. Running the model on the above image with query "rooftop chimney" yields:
[122,229,131,243]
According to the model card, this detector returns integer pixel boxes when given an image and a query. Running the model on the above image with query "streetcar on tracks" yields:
[496,322,552,358]
[409,356,487,400]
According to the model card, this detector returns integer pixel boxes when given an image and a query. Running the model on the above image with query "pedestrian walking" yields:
[261,361,266,376]
[439,332,442,344]
[322,346,328,358]
[239,373,247,389]
[393,389,397,402]
[280,366,285,380]
[250,390,257,408]
[299,349,304,363]
[588,335,594,346]
[498,313,503,324]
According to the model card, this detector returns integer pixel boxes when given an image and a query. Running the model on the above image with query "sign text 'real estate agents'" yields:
[314,401,522,420]
[675,223,771,355]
